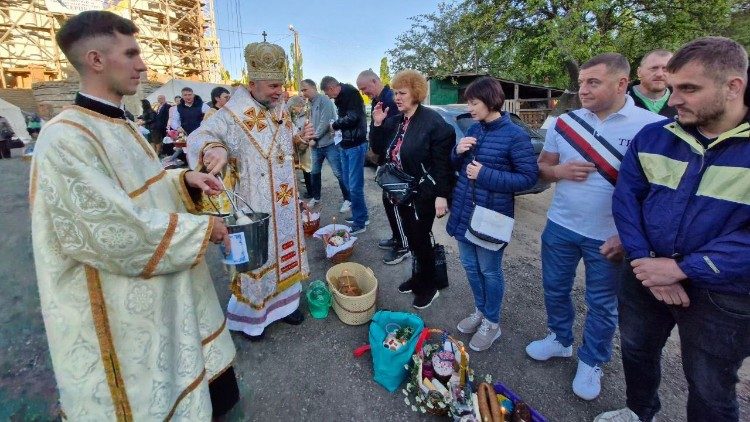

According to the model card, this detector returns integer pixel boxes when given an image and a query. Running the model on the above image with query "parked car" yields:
[426,104,550,194]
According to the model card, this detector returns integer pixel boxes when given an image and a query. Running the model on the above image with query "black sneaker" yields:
[413,290,440,309]
[398,278,414,294]
[378,237,397,250]
[383,248,410,265]
[282,309,305,325]
[239,331,266,342]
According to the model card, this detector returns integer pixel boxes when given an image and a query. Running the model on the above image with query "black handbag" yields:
[375,162,421,205]
[376,121,425,205]
[411,238,449,289]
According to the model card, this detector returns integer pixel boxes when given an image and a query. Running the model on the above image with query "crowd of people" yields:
[25,9,749,422]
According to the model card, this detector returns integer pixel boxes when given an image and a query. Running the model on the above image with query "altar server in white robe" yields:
[30,11,239,420]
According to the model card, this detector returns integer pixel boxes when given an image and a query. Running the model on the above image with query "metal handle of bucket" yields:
[216,177,258,216]
[205,195,224,216]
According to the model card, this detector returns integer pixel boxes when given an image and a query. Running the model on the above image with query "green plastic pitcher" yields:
[306,280,331,319]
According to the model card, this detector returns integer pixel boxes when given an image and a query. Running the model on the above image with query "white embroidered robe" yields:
[30,106,236,420]
[187,87,309,336]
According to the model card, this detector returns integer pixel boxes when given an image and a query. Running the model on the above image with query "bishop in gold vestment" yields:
[187,84,310,336]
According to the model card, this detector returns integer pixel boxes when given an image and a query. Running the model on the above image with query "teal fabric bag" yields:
[369,310,424,392]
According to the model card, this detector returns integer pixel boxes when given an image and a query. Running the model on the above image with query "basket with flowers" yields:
[402,328,474,418]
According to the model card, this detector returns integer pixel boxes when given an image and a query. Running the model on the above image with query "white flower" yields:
[426,402,433,409]
[485,374,493,383]
[402,389,408,396]
[404,397,410,405]
[411,405,418,412]
[438,402,446,408]
[420,406,426,413]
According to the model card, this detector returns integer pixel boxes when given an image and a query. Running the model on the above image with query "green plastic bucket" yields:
[306,280,331,319]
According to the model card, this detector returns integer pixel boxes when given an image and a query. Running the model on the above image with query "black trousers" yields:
[209,366,240,416]
[383,191,405,248]
[0,140,10,158]
[619,268,750,422]
[302,170,312,198]
[392,195,437,295]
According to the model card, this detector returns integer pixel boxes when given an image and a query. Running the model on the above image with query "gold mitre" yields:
[244,40,287,81]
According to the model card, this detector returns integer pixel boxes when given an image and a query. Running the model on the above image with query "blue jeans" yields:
[310,144,348,201]
[339,143,368,227]
[458,240,506,324]
[619,266,750,422]
[540,220,620,367]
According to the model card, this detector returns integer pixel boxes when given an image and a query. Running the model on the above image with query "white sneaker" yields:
[307,198,320,207]
[525,331,573,361]
[339,200,351,213]
[572,359,602,400]
[594,408,644,422]
[345,218,370,225]
[469,318,501,352]
[457,308,483,334]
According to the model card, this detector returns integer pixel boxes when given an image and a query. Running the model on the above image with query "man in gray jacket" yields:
[300,79,350,209]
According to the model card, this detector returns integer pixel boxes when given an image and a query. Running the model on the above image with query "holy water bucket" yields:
[207,181,271,272]
[223,211,270,272]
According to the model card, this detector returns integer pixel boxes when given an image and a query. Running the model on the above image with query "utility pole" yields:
[288,24,302,92]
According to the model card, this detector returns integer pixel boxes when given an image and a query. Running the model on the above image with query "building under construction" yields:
[0,0,223,89]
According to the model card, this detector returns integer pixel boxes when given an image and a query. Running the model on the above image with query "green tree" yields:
[390,0,740,89]
[284,49,293,91]
[723,0,750,48]
[219,68,231,83]
[240,67,248,85]
[289,42,303,91]
[379,57,391,85]
[388,2,489,78]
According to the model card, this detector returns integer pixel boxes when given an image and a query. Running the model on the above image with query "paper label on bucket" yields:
[221,232,250,265]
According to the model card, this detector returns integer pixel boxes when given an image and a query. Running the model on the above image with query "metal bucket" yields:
[222,211,270,272]
[208,186,271,273]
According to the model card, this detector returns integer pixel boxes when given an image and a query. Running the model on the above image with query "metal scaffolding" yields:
[0,0,223,88]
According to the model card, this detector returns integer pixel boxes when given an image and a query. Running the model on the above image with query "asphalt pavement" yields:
[0,155,747,421]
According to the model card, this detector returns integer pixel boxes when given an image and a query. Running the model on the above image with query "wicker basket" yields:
[302,211,320,237]
[330,244,354,263]
[408,328,470,416]
[325,262,377,325]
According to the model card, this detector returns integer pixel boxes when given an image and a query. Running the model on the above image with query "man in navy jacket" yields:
[597,37,750,422]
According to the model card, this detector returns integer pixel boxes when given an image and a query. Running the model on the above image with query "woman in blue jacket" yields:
[446,77,539,351]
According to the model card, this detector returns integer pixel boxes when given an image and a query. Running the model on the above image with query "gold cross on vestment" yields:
[275,183,294,206]
[243,108,268,132]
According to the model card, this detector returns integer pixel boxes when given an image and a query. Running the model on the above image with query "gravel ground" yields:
[0,152,747,421]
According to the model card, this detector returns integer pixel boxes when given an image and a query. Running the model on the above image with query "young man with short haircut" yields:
[597,36,750,422]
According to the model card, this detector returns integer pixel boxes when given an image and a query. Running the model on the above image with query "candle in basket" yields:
[459,346,468,387]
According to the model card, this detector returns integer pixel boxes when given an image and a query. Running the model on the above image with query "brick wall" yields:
[31,80,162,120]
[0,89,38,114]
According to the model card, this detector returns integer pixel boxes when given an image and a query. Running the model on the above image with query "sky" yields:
[213,0,444,86]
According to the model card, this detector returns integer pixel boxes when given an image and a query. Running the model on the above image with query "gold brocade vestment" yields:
[30,105,235,420]
[187,87,309,333]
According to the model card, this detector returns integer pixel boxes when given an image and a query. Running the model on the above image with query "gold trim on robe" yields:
[31,106,236,419]
[85,266,133,421]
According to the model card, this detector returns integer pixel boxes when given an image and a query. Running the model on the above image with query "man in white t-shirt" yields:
[525,53,664,400]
